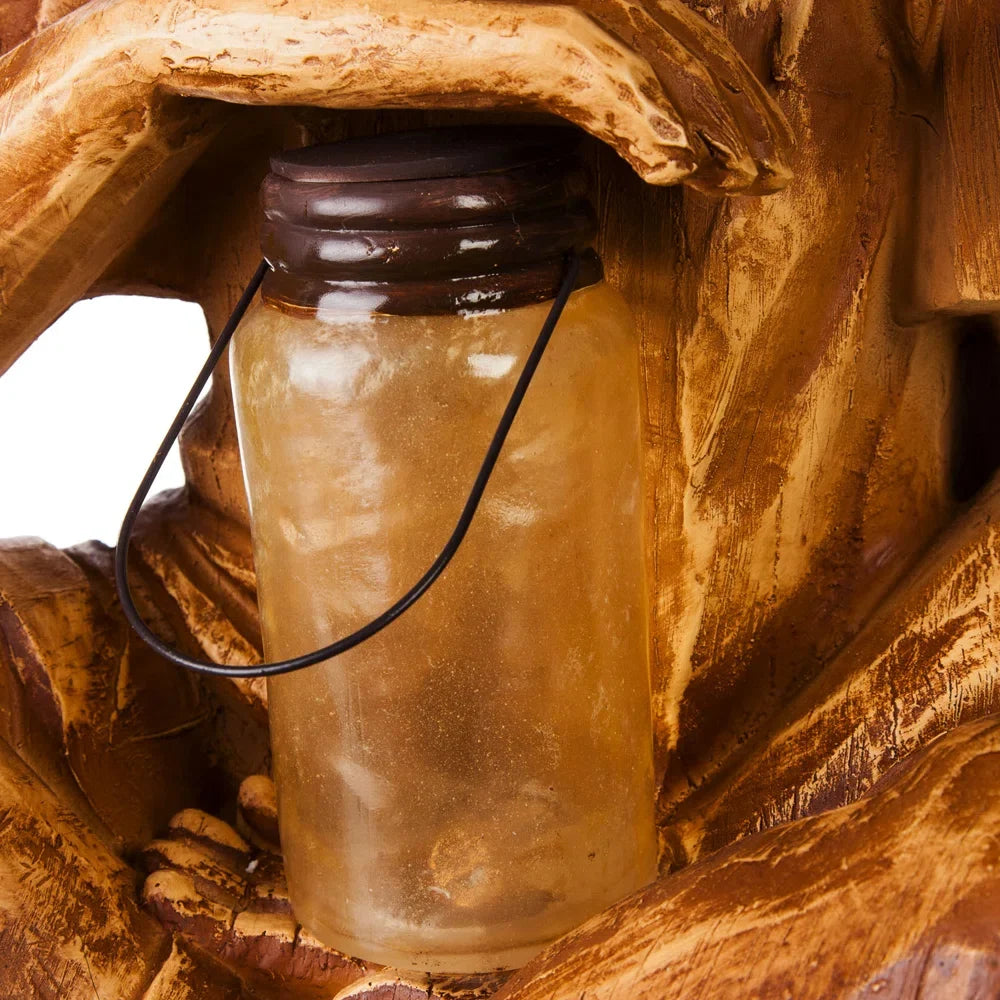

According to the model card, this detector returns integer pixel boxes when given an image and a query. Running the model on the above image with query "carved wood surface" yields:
[0,733,250,1000]
[1,1,1000,998]
[139,798,375,997]
[665,467,1000,864]
[598,1,969,812]
[0,0,791,377]
[909,0,1000,315]
[0,536,209,853]
[494,716,1000,1000]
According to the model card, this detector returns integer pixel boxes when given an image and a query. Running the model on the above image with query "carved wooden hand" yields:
[141,775,512,998]
[141,781,370,997]
[0,0,791,373]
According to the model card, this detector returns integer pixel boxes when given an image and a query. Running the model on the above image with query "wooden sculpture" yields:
[1,0,999,997]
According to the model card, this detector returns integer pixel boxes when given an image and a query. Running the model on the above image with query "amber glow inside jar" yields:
[231,127,657,973]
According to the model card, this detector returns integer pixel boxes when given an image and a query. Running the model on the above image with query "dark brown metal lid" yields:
[260,125,601,315]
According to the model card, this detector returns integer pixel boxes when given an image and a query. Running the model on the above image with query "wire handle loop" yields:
[114,251,583,678]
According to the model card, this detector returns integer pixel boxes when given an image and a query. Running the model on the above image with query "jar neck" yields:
[261,249,604,317]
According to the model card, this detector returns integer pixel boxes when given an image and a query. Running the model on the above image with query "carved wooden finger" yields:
[496,716,1000,1000]
[142,808,252,908]
[141,801,371,994]
[662,467,1000,864]
[140,0,690,180]
[135,0,790,189]
[237,773,280,852]
[567,0,793,192]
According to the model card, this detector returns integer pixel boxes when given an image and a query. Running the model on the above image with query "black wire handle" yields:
[114,251,583,678]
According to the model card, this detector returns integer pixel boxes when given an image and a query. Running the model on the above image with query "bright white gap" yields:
[0,296,210,549]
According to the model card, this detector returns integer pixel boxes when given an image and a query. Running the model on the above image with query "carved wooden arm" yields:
[136,714,1000,999]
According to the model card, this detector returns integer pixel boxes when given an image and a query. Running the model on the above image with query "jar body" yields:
[230,282,657,973]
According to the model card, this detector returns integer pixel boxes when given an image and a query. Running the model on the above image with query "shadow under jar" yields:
[230,126,658,974]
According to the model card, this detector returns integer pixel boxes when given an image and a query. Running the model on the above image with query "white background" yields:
[0,296,211,548]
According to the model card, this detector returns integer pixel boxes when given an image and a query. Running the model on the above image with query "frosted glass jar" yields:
[231,127,657,973]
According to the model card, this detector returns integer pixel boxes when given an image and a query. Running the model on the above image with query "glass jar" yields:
[230,127,657,974]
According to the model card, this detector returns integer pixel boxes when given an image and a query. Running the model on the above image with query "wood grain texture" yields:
[0,536,220,852]
[0,729,253,998]
[495,716,1000,1000]
[663,466,1000,863]
[593,1,960,813]
[909,0,1000,315]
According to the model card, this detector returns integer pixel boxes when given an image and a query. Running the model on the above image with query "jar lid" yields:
[259,125,602,315]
